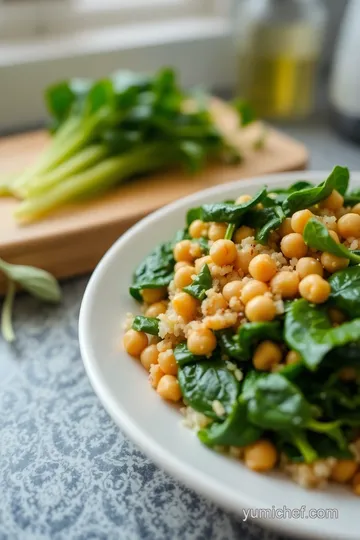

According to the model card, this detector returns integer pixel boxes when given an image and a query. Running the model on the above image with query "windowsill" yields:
[0,16,228,66]
[0,15,234,132]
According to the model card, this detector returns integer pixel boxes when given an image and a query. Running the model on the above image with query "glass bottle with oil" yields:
[235,0,326,119]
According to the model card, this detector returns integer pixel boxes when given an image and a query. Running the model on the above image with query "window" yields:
[0,0,233,131]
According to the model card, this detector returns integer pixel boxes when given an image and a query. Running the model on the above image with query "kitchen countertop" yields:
[1,120,360,540]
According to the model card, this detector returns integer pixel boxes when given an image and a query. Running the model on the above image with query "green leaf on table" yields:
[232,99,256,126]
[130,242,175,301]
[183,264,211,301]
[132,316,159,335]
[303,218,360,264]
[282,166,349,215]
[284,299,360,369]
[329,266,360,318]
[198,399,261,447]
[178,360,240,419]
[0,258,61,303]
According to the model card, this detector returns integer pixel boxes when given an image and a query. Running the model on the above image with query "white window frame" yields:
[0,0,234,132]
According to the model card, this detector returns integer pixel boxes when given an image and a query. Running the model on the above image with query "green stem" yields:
[15,143,176,222]
[225,223,235,240]
[291,432,318,464]
[1,280,16,343]
[21,145,108,198]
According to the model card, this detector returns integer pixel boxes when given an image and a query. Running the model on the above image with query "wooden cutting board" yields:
[0,101,308,294]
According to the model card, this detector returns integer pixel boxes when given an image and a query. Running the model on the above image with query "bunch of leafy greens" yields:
[129,166,360,465]
[0,259,61,342]
[3,68,256,223]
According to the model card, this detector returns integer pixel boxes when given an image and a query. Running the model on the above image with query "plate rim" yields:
[79,170,360,540]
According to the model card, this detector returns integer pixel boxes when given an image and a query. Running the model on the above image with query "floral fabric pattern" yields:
[0,278,288,540]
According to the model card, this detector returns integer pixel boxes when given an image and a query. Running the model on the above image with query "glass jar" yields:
[235,0,327,119]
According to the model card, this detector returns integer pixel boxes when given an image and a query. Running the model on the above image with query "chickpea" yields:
[241,280,269,304]
[157,374,182,402]
[204,293,228,315]
[299,274,331,304]
[337,213,360,239]
[281,233,307,259]
[145,301,167,318]
[278,218,293,238]
[296,257,323,279]
[187,327,217,356]
[285,350,301,365]
[328,307,346,324]
[291,209,314,234]
[253,340,282,371]
[158,350,178,375]
[331,460,358,483]
[195,256,213,274]
[236,194,252,205]
[352,203,360,216]
[172,292,198,321]
[140,344,159,371]
[245,296,276,322]
[141,287,167,303]
[123,329,148,357]
[210,239,237,266]
[149,364,164,388]
[353,472,360,496]
[189,219,208,238]
[235,250,255,273]
[208,222,227,241]
[270,271,299,299]
[321,189,344,211]
[244,440,278,472]
[320,252,349,273]
[327,230,340,244]
[174,240,193,262]
[222,280,243,301]
[174,265,195,289]
[248,254,277,282]
[174,261,190,271]
[234,226,255,244]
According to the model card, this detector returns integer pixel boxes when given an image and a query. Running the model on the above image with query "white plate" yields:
[79,171,360,540]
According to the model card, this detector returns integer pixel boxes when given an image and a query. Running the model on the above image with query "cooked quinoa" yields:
[123,166,360,494]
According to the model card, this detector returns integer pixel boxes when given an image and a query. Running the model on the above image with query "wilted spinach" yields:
[132,315,159,335]
[178,360,240,419]
[303,218,360,264]
[329,266,360,318]
[183,264,211,301]
[130,242,175,301]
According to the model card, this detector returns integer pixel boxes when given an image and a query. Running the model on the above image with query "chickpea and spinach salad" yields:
[123,165,360,492]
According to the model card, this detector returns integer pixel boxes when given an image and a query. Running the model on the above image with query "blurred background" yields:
[0,0,357,143]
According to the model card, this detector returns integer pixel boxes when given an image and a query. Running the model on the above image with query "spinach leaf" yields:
[233,99,256,127]
[0,258,61,303]
[282,166,349,216]
[237,321,283,359]
[130,242,175,301]
[284,299,360,369]
[278,431,352,463]
[243,372,313,430]
[329,266,360,318]
[256,206,286,244]
[132,315,159,335]
[198,399,261,447]
[178,360,240,419]
[218,331,246,361]
[344,188,360,206]
[183,264,211,301]
[303,218,360,264]
[174,343,202,366]
[186,187,267,224]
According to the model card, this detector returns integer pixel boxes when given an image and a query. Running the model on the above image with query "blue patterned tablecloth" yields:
[1,122,360,540]
[0,278,287,540]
